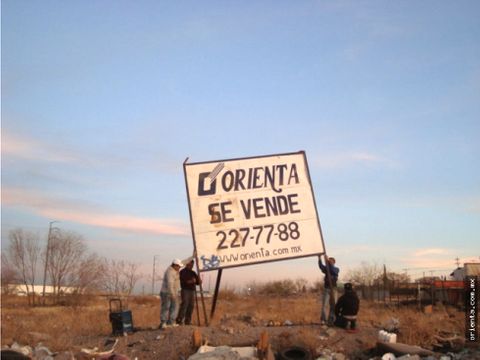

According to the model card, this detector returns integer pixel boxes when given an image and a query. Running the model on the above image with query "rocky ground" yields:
[6,322,477,360]
[108,322,378,359]
[2,295,478,360]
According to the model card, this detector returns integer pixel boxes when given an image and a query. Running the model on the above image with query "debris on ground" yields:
[315,347,346,360]
[377,340,434,357]
[10,342,33,357]
[432,332,465,353]
[383,318,400,333]
[378,330,397,343]
[326,328,337,337]
[33,345,54,359]
[28,332,53,343]
[188,345,257,360]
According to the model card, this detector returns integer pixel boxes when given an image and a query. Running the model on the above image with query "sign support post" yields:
[210,268,223,320]
[184,157,209,326]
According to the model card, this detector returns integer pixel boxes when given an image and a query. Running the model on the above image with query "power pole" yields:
[151,255,159,295]
[42,221,59,305]
[455,257,460,268]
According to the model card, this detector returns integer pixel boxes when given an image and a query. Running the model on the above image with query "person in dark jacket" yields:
[334,282,360,332]
[176,259,201,325]
[318,255,339,325]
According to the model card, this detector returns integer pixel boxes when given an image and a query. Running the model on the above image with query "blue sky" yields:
[2,1,479,289]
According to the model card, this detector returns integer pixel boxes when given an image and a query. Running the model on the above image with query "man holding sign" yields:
[318,255,339,326]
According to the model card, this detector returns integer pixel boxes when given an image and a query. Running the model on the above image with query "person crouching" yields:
[334,282,360,332]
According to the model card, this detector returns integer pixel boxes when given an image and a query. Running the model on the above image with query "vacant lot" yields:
[0,293,469,359]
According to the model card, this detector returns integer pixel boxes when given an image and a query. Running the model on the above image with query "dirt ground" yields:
[73,322,381,359]
[2,294,478,359]
[71,321,480,360]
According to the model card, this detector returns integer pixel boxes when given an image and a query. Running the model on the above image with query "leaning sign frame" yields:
[183,151,326,273]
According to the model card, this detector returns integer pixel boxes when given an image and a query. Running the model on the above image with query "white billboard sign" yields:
[184,151,325,271]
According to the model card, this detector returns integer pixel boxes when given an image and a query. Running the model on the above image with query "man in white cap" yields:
[159,255,194,329]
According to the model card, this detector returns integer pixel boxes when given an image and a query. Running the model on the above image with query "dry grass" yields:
[356,302,463,346]
[1,295,161,351]
[211,294,319,325]
[1,293,464,354]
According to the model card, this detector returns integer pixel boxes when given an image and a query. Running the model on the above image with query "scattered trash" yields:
[325,328,336,337]
[221,326,235,334]
[433,333,465,353]
[314,348,345,360]
[381,353,396,360]
[266,320,282,327]
[97,354,130,360]
[1,343,60,360]
[33,345,54,360]
[283,320,293,326]
[11,343,32,356]
[423,305,433,314]
[155,334,165,340]
[378,330,397,343]
[127,340,145,347]
[241,314,258,326]
[377,341,434,357]
[103,339,119,352]
[188,345,256,360]
[397,355,421,360]
[80,337,119,358]
[52,351,74,360]
[383,318,400,333]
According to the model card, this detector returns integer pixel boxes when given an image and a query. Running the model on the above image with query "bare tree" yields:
[47,229,87,301]
[6,229,41,305]
[294,277,309,293]
[382,271,411,286]
[244,280,258,295]
[69,253,106,294]
[102,259,142,296]
[1,253,19,294]
[345,261,383,286]
[102,259,125,295]
[123,262,142,297]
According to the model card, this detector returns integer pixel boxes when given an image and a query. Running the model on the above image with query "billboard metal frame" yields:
[183,151,330,321]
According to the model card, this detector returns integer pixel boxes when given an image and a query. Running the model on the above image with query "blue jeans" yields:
[160,292,178,325]
[321,288,337,324]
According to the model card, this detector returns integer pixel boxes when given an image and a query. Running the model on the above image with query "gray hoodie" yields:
[160,256,194,296]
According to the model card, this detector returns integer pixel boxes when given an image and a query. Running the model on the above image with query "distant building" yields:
[465,263,480,277]
[6,284,77,296]
[416,276,441,284]
[450,267,465,281]
[450,263,480,281]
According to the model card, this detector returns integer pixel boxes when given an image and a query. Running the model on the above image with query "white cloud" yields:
[413,248,449,257]
[400,195,480,214]
[311,151,396,169]
[2,187,190,237]
[2,130,81,163]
